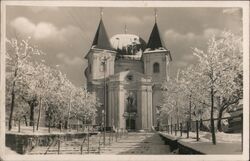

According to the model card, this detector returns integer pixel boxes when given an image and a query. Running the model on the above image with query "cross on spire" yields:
[100,7,104,19]
[124,24,128,34]
[154,8,158,23]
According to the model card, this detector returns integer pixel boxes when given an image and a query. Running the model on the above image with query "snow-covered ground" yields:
[165,131,241,143]
[5,147,20,155]
[160,131,242,154]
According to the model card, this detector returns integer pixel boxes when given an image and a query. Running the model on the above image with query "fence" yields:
[6,118,129,154]
[43,128,128,155]
[160,115,243,150]
[5,118,98,133]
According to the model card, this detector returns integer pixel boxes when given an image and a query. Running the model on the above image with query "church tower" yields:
[142,11,172,126]
[85,15,116,125]
[85,19,116,83]
[85,9,172,131]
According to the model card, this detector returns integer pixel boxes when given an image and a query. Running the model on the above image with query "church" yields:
[84,13,172,131]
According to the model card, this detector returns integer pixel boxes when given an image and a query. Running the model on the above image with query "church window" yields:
[127,74,133,81]
[153,62,160,73]
[100,61,105,72]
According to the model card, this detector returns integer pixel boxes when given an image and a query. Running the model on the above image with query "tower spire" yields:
[91,8,113,51]
[146,9,166,50]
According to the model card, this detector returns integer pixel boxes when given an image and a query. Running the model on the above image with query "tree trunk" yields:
[210,87,216,145]
[67,95,71,130]
[36,97,42,131]
[8,89,16,131]
[166,115,169,127]
[59,120,62,129]
[23,115,28,126]
[189,95,192,129]
[217,108,224,132]
[8,69,18,131]
[64,120,68,129]
[29,103,35,126]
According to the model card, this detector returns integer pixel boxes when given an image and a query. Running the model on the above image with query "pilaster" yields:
[118,85,125,129]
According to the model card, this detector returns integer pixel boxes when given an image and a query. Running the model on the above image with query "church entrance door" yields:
[126,118,136,131]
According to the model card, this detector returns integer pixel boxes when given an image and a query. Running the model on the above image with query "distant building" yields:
[84,15,172,131]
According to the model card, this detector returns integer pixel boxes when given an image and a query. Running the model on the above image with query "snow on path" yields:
[100,133,171,155]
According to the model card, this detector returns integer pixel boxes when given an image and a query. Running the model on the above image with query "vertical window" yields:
[153,62,160,73]
[100,61,105,72]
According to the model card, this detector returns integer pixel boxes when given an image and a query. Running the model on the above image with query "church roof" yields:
[91,19,113,51]
[110,34,146,60]
[146,23,166,50]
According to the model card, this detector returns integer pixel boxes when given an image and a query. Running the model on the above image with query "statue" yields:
[126,92,136,113]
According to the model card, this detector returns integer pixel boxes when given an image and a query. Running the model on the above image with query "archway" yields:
[126,118,136,130]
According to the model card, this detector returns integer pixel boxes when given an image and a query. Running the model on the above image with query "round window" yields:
[127,75,133,81]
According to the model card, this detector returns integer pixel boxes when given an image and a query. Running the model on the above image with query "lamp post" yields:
[100,55,110,146]
[101,109,105,145]
[67,91,72,132]
[156,106,161,131]
[146,88,148,131]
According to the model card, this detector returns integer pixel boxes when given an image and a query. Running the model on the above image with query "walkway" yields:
[100,132,171,154]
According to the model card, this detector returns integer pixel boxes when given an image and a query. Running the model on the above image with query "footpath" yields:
[100,132,171,154]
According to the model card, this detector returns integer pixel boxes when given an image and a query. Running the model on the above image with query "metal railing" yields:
[6,117,130,154]
[42,128,128,155]
[80,137,87,154]
[44,137,61,155]
[5,118,98,134]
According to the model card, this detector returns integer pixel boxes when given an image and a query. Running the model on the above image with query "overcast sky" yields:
[6,6,242,87]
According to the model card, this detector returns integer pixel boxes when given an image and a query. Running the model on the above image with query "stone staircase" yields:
[29,133,102,155]
[28,132,167,155]
[98,132,171,154]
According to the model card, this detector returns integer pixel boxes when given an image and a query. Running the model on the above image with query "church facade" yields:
[84,17,172,131]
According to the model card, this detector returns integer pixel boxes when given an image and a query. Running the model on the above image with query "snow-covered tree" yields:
[6,37,41,130]
[161,74,189,126]
[192,31,243,144]
[71,89,98,124]
[179,65,211,121]
[6,37,99,131]
[159,31,242,145]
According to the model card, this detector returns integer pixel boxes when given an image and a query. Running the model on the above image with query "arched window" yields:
[153,62,160,73]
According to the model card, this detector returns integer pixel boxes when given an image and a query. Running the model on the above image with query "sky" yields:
[6,6,242,87]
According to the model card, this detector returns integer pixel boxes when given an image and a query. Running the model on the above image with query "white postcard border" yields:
[0,1,249,161]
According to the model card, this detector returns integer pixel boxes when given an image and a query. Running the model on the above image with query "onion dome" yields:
[110,34,146,60]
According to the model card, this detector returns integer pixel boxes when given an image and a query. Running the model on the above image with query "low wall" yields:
[159,133,204,154]
[159,134,178,152]
[178,143,204,154]
[6,132,98,154]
